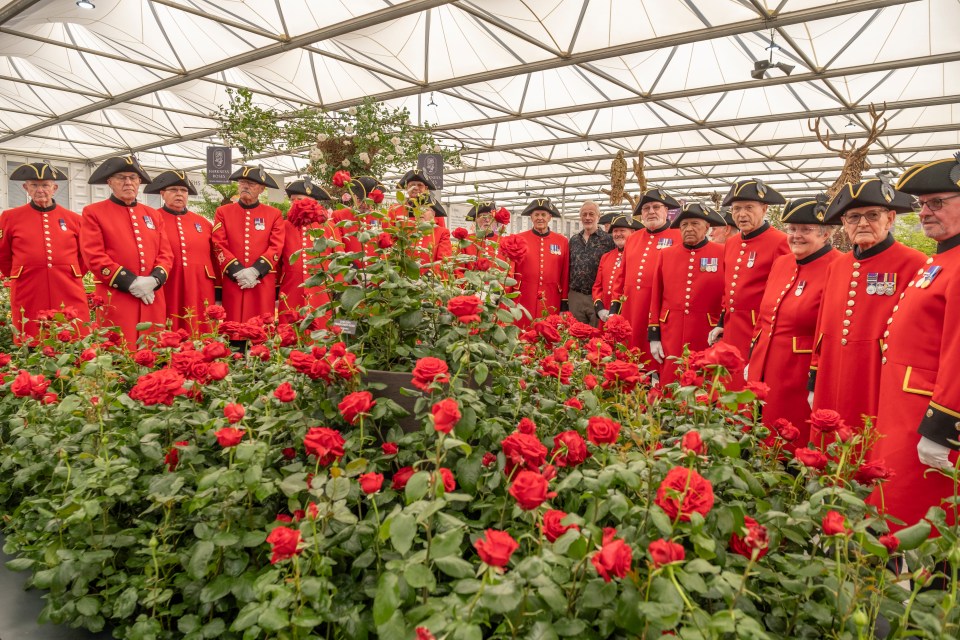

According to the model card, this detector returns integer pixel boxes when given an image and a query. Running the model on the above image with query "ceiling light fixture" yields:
[750,29,794,79]
[427,92,437,107]
[76,0,95,9]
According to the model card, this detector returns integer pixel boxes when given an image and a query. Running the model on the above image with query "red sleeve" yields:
[152,208,174,281]
[211,206,239,275]
[68,212,87,276]
[647,251,665,338]
[80,205,125,285]
[0,211,12,277]
[261,209,286,272]
[591,255,605,306]
[434,227,452,260]
[279,221,300,285]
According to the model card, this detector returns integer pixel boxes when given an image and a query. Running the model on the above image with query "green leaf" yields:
[404,471,430,503]
[373,573,400,627]
[200,575,234,603]
[112,587,138,619]
[258,607,289,631]
[434,556,473,579]
[894,520,931,550]
[340,286,366,311]
[75,596,100,616]
[473,363,488,385]
[429,528,463,559]
[5,557,34,571]
[187,541,215,579]
[527,621,559,640]
[390,513,416,555]
[326,476,351,501]
[230,603,263,631]
[403,563,436,589]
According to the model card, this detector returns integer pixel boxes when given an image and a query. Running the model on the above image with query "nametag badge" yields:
[918,265,942,289]
[143,215,155,230]
[550,243,561,255]
[657,238,673,249]
[59,218,67,231]
[195,223,203,233]
[795,280,806,297]
[254,217,265,231]
[332,319,357,335]
[747,251,757,268]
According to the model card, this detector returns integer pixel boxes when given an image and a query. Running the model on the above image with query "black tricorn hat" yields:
[143,170,198,195]
[466,200,496,222]
[397,168,436,191]
[896,154,960,195]
[230,166,279,189]
[88,155,152,185]
[782,195,833,225]
[719,207,737,228]
[10,162,67,181]
[521,197,561,218]
[670,202,725,228]
[608,214,642,230]
[346,175,384,200]
[823,178,915,222]
[721,178,786,206]
[633,188,680,215]
[285,178,331,200]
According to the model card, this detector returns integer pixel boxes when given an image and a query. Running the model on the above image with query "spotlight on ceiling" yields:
[76,0,95,8]
[750,29,793,79]
[426,92,437,107]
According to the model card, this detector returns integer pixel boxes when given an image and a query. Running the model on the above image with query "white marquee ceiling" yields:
[1,0,958,214]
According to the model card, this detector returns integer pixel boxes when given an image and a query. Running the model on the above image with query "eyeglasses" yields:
[110,175,141,184]
[917,194,960,212]
[840,210,887,225]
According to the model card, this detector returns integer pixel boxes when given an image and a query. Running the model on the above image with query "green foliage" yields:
[894,213,937,256]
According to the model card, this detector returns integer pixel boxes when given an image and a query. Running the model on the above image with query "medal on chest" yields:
[747,251,757,268]
[917,265,942,289]
[254,217,265,231]
[656,238,673,249]
[195,222,203,233]
[700,257,718,272]
[59,218,67,231]
[794,280,806,297]
[143,215,155,230]
[550,243,561,256]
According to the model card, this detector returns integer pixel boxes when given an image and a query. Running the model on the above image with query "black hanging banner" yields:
[206,146,232,184]
[417,153,443,190]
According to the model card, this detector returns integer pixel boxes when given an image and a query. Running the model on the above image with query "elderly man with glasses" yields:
[868,156,960,535]
[808,179,926,447]
[80,155,173,346]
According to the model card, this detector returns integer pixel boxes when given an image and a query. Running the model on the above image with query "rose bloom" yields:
[303,427,345,465]
[745,380,770,401]
[587,416,622,446]
[822,510,851,536]
[568,320,600,340]
[591,528,633,582]
[551,430,589,467]
[10,370,51,399]
[602,314,632,344]
[501,431,547,475]
[517,417,537,434]
[338,391,374,425]
[207,361,229,380]
[205,304,227,320]
[482,452,497,467]
[494,207,511,225]
[332,170,351,187]
[541,509,579,542]
[431,398,461,434]
[509,470,553,510]
[273,382,297,402]
[584,374,598,390]
[452,227,469,240]
[381,441,399,455]
[436,467,456,493]
[498,235,528,262]
[770,418,800,442]
[474,529,519,568]
[648,538,686,568]
[392,466,415,490]
[602,360,642,391]
[164,440,188,472]
[564,398,583,410]
[854,460,894,485]
[377,232,394,249]
[879,533,900,553]
[369,188,384,204]
[133,349,157,368]
[128,368,187,406]
[266,526,302,564]
[655,467,715,522]
[808,409,845,434]
[223,402,245,424]
[793,447,829,470]
[729,516,769,559]
[359,472,384,494]
[446,295,482,323]
[416,628,436,640]
[282,447,296,460]
[215,427,244,448]
[201,341,231,361]
[411,357,450,391]
[681,431,705,455]
[695,342,744,372]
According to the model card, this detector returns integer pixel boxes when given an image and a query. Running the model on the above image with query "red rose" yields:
[808,409,845,434]
[446,295,482,323]
[879,533,900,553]
[501,431,547,475]
[591,528,633,582]
[793,447,829,470]
[205,304,227,320]
[266,526,302,563]
[224,402,245,424]
[584,374,598,390]
[275,514,293,523]
[494,207,511,225]
[411,357,449,391]
[303,427,345,465]
[392,466,415,490]
[474,529,519,568]
[359,472,384,494]
[681,431,705,455]
[381,441,398,455]
[133,349,156,367]
[564,398,583,410]
[41,392,58,404]
[822,510,850,536]
[655,467,715,522]
[517,418,537,434]
[129,368,187,406]
[481,452,497,467]
[273,382,296,402]
[0,353,11,366]
[696,342,744,372]
[452,227,469,240]
[338,391,374,425]
[416,628,436,640]
[164,440,188,472]
[770,418,799,442]
[745,380,770,400]
[201,341,230,361]
[10,370,51,399]
[431,398,461,434]
[648,538,686,568]
[602,360,641,391]
[332,170,351,187]
[854,460,894,484]
[541,509,579,542]
[551,431,589,467]
[729,516,769,559]
[369,188,384,204]
[207,361,229,380]
[587,416,622,446]
[509,470,554,510]
[249,345,271,361]
[602,314,632,344]
[498,235,528,262]
[568,321,600,340]
[215,427,244,448]
[377,232,394,249]
[282,447,296,460]
[436,468,456,493]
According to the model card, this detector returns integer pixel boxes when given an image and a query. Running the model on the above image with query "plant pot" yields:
[365,369,421,434]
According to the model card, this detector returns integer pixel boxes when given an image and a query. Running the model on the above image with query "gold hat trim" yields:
[896,158,956,190]
[782,200,814,221]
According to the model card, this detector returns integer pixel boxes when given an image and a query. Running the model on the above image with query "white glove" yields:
[708,326,723,345]
[743,364,750,380]
[807,391,814,408]
[917,436,954,471]
[235,267,260,289]
[650,340,664,364]
[597,309,610,322]
[129,276,157,301]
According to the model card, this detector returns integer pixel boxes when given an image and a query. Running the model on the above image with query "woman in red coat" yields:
[647,203,726,385]
[146,170,218,335]
[509,198,569,327]
[809,179,927,447]
[746,197,840,448]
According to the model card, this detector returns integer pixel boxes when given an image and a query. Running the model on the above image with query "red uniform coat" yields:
[159,207,218,335]
[80,197,174,346]
[413,225,452,275]
[212,201,284,323]
[620,224,683,364]
[810,235,926,444]
[511,229,569,327]
[747,246,840,447]
[869,239,960,530]
[279,219,342,323]
[0,201,88,341]
[647,240,725,385]
[591,247,626,321]
[333,208,380,264]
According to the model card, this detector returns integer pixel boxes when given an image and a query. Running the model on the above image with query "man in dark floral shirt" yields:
[568,201,615,325]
